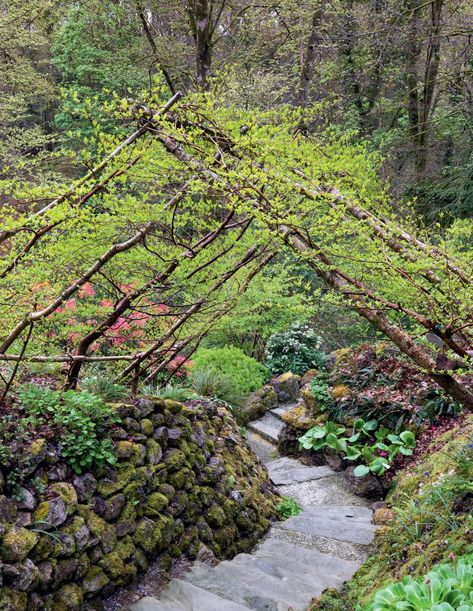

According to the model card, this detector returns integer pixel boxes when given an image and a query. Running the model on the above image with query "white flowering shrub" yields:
[265,322,327,375]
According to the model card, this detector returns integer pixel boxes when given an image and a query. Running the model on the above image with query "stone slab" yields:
[248,413,284,444]
[266,457,334,485]
[185,559,317,610]
[278,505,375,545]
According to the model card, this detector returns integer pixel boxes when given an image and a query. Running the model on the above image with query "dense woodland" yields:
[0,1,472,609]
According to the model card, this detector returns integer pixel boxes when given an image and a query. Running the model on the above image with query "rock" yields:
[0,495,18,523]
[12,559,40,592]
[34,497,68,529]
[72,473,97,502]
[15,488,37,511]
[52,558,78,588]
[0,526,38,562]
[145,492,169,516]
[140,419,154,436]
[300,369,318,387]
[102,494,126,522]
[51,583,84,610]
[272,372,301,402]
[47,463,67,481]
[36,561,54,587]
[373,507,396,524]
[146,439,163,465]
[343,466,384,500]
[49,483,78,515]
[115,441,134,459]
[16,512,33,528]
[235,386,279,425]
[82,565,110,595]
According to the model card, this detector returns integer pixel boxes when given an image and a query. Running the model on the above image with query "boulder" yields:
[235,385,278,425]
[343,466,384,500]
[271,372,301,402]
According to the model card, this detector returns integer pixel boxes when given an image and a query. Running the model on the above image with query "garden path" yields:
[131,404,375,611]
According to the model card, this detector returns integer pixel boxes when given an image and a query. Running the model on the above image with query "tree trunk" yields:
[194,0,212,89]
[298,7,323,108]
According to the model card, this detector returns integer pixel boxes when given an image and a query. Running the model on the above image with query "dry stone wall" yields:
[0,397,278,610]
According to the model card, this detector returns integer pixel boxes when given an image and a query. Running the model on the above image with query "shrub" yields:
[364,554,473,610]
[141,383,196,402]
[189,368,245,408]
[191,345,269,394]
[265,322,327,375]
[80,373,128,402]
[18,385,118,474]
[298,418,416,477]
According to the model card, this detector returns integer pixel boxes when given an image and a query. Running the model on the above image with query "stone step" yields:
[270,405,292,420]
[247,413,284,444]
[266,456,334,486]
[184,559,319,610]
[131,580,252,610]
[276,505,375,546]
[246,430,280,465]
[254,540,359,584]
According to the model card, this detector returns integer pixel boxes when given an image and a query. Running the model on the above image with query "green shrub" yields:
[265,322,327,375]
[80,374,128,402]
[191,345,269,394]
[298,418,416,477]
[141,383,196,402]
[276,496,302,519]
[18,385,118,474]
[189,367,245,408]
[364,554,473,610]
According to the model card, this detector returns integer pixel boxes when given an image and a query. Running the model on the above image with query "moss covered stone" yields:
[96,463,135,497]
[82,565,109,595]
[145,492,169,516]
[163,449,186,472]
[205,504,226,528]
[51,583,84,610]
[115,441,134,460]
[99,551,126,579]
[140,419,154,436]
[0,587,28,611]
[1,525,38,562]
[49,483,78,515]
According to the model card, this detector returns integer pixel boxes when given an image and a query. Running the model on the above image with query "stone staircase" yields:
[131,404,375,611]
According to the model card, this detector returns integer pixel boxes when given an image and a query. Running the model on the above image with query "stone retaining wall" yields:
[0,398,278,609]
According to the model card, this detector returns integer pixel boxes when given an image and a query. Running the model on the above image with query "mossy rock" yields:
[96,464,135,497]
[82,565,110,596]
[140,418,154,436]
[115,441,134,460]
[50,583,84,610]
[164,399,183,414]
[163,449,186,472]
[0,587,28,611]
[0,525,38,562]
[49,483,78,515]
[99,551,126,580]
[144,492,169,516]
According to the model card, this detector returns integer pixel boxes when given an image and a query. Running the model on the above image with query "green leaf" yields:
[354,464,370,477]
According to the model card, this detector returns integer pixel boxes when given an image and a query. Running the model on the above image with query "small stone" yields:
[144,492,168,516]
[34,497,68,529]
[146,439,163,465]
[51,583,84,610]
[16,512,33,528]
[12,558,40,592]
[72,473,97,502]
[48,463,68,481]
[140,418,154,436]
[49,483,78,515]
[115,441,134,459]
[15,488,37,511]
[0,496,18,523]
[103,494,126,522]
[0,526,38,562]
[272,371,301,402]
[374,507,396,524]
[36,560,54,586]
[83,565,110,595]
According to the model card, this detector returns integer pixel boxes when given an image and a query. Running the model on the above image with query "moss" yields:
[0,525,38,562]
[49,483,78,515]
[140,418,154,436]
[29,438,47,457]
[115,535,135,560]
[82,565,110,595]
[96,463,135,497]
[115,441,134,459]
[145,492,169,516]
[282,404,318,429]
[169,467,193,489]
[51,584,84,610]
[163,449,186,472]
[164,399,183,414]
[0,587,28,611]
[99,551,126,579]
[130,444,146,466]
